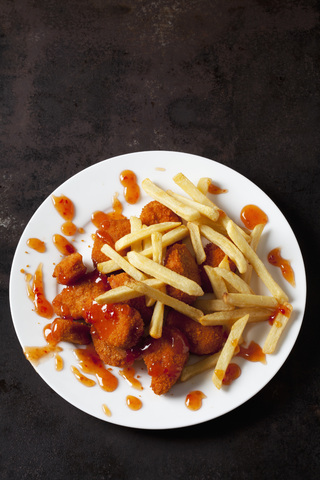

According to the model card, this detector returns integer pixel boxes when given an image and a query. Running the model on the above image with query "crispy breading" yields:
[47,317,91,345]
[52,271,108,320]
[166,310,225,355]
[143,327,189,395]
[91,218,131,265]
[164,243,201,304]
[53,252,87,285]
[140,200,180,226]
[91,329,130,367]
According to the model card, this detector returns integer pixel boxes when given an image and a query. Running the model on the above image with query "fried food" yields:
[92,218,131,265]
[200,242,236,292]
[52,271,108,319]
[164,243,201,304]
[140,200,181,226]
[47,317,91,345]
[91,330,129,367]
[166,310,225,355]
[142,327,189,395]
[53,252,87,285]
[86,302,144,349]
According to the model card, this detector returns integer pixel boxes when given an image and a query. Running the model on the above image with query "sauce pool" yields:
[237,341,266,364]
[52,195,75,221]
[267,247,295,286]
[185,390,207,410]
[126,395,142,411]
[27,238,46,253]
[120,170,140,204]
[240,205,268,230]
[52,234,76,256]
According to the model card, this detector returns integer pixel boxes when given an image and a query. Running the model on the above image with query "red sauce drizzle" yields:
[91,194,124,228]
[240,204,268,230]
[24,344,62,366]
[126,395,142,411]
[185,390,207,410]
[73,346,118,392]
[27,238,46,253]
[119,366,143,390]
[237,341,266,364]
[208,182,228,195]
[52,234,76,255]
[120,170,140,204]
[25,263,54,319]
[102,404,112,417]
[222,363,241,385]
[71,365,96,387]
[267,247,295,286]
[268,304,292,325]
[52,195,75,221]
[61,221,77,236]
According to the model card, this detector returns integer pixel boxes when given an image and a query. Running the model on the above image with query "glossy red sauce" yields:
[222,363,241,385]
[185,390,207,410]
[54,353,64,371]
[120,170,140,204]
[52,234,76,255]
[71,365,96,387]
[73,346,118,392]
[27,238,46,253]
[240,204,268,230]
[268,304,292,325]
[237,341,266,364]
[25,263,54,319]
[126,395,142,411]
[86,303,130,342]
[119,366,143,390]
[24,344,62,366]
[208,182,228,195]
[102,404,112,417]
[61,221,77,236]
[267,247,295,286]
[52,195,75,221]
[91,194,125,228]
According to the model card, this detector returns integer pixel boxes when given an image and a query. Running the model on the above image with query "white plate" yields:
[9,151,306,429]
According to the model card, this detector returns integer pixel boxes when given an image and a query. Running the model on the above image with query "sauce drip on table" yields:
[240,204,268,230]
[185,390,207,410]
[267,247,295,286]
[120,170,140,204]
[27,238,46,253]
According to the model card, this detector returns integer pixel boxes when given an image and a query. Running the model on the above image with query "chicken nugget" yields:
[143,327,189,395]
[140,200,180,226]
[46,317,91,345]
[166,310,225,355]
[52,271,108,320]
[53,252,87,285]
[164,243,201,304]
[91,330,129,367]
[92,218,131,265]
[200,242,236,292]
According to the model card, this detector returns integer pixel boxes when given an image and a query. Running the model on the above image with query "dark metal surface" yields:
[1,1,319,479]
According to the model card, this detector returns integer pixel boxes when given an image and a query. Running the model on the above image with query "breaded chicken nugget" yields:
[92,218,131,265]
[143,326,189,395]
[91,329,129,367]
[52,271,108,320]
[86,302,144,349]
[140,200,180,226]
[164,243,201,304]
[46,317,91,345]
[200,242,236,292]
[166,310,225,355]
[53,252,87,285]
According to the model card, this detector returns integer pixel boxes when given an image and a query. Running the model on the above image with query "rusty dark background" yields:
[1,1,319,479]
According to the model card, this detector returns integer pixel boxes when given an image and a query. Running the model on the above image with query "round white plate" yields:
[9,151,306,429]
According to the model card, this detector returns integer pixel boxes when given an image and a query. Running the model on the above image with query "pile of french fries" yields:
[95,172,293,390]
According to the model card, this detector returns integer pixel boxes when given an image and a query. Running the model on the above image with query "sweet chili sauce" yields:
[24,344,62,366]
[240,205,268,230]
[25,263,54,319]
[73,346,118,392]
[208,182,228,195]
[185,390,207,411]
[26,238,46,253]
[268,304,292,326]
[52,195,75,221]
[119,366,143,390]
[91,193,124,227]
[237,341,266,364]
[102,404,112,417]
[222,363,242,385]
[52,234,76,255]
[71,365,96,387]
[126,395,142,411]
[120,170,140,204]
[61,221,77,236]
[267,247,295,287]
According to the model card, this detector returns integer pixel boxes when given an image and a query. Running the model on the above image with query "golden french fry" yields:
[197,177,212,195]
[218,255,231,270]
[127,250,204,297]
[263,303,293,354]
[130,216,143,252]
[204,265,228,299]
[187,222,206,265]
[95,278,165,304]
[194,297,235,313]
[151,231,163,264]
[199,224,248,274]
[223,293,279,308]
[214,267,253,294]
[101,243,147,281]
[122,277,204,321]
[173,172,218,208]
[226,221,288,303]
[115,221,181,252]
[168,190,219,221]
[149,300,165,338]
[180,350,222,382]
[200,307,273,326]
[212,314,249,389]
[241,223,265,284]
[141,178,201,221]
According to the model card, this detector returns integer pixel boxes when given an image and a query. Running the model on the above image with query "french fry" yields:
[226,221,288,303]
[263,303,293,354]
[122,277,204,321]
[187,222,206,265]
[241,223,265,284]
[168,190,219,221]
[141,178,201,221]
[194,296,235,313]
[149,300,165,338]
[223,293,279,308]
[204,265,228,299]
[100,243,147,281]
[115,221,181,252]
[199,224,248,274]
[130,216,143,252]
[214,267,253,294]
[95,278,165,304]
[173,172,218,208]
[200,307,273,326]
[197,177,212,195]
[218,255,231,270]
[212,314,249,389]
[127,250,204,297]
[151,231,163,264]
